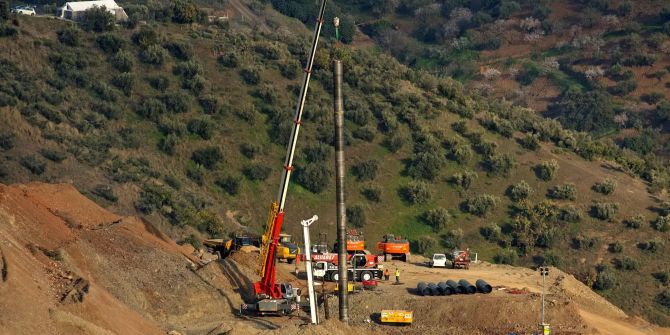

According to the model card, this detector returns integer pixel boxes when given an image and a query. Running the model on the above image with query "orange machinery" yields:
[346,229,365,253]
[376,234,410,262]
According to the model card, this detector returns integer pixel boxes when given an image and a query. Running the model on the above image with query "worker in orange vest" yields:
[383,268,390,281]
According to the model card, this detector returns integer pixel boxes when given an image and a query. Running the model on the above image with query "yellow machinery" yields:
[276,233,300,264]
[334,282,355,293]
[380,310,413,324]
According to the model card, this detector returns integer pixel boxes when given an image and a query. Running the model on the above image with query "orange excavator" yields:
[346,229,365,253]
[377,234,410,262]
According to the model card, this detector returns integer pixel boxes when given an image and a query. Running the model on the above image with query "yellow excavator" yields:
[276,233,300,264]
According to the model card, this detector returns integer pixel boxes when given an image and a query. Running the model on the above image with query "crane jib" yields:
[254,0,329,300]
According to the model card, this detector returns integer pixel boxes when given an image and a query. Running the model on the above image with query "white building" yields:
[58,0,128,21]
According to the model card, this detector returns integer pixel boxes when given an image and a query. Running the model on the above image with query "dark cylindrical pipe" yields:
[458,279,476,294]
[417,282,428,296]
[427,283,439,296]
[437,282,452,296]
[446,280,462,294]
[476,279,492,294]
[333,58,348,322]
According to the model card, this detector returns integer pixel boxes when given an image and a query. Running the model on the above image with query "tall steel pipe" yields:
[333,59,348,322]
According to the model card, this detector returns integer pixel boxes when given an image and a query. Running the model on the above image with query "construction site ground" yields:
[0,182,669,335]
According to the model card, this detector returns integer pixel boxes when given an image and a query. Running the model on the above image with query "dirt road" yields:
[228,0,271,33]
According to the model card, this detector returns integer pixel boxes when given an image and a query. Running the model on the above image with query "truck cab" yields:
[312,254,382,282]
[430,253,447,268]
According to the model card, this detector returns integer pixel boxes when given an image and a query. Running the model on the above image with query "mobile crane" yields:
[240,0,328,316]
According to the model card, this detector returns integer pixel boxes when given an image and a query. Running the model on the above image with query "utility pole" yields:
[301,215,319,324]
[539,266,551,335]
[333,16,348,324]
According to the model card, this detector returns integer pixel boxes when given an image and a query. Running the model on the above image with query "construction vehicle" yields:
[377,234,410,262]
[240,0,328,316]
[450,248,471,269]
[380,310,413,324]
[346,229,365,253]
[304,251,379,268]
[203,234,260,259]
[312,253,383,282]
[276,233,299,264]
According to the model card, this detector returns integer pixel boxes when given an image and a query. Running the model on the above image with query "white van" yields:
[430,253,447,267]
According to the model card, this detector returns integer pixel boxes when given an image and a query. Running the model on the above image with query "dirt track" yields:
[1,182,669,335]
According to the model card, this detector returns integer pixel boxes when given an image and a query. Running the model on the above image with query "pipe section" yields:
[475,279,492,294]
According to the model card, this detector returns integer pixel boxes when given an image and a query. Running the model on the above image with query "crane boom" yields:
[254,0,328,300]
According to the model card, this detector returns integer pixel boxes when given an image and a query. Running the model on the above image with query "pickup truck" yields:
[429,253,447,268]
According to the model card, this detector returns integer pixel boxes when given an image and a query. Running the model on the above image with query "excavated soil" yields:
[1,182,669,335]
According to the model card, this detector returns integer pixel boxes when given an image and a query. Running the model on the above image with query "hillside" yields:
[1,182,669,335]
[0,0,669,327]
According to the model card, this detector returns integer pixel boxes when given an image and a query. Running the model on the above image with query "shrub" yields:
[624,215,644,229]
[234,105,256,123]
[243,163,272,181]
[57,27,81,46]
[296,163,331,193]
[347,204,366,228]
[170,0,199,23]
[383,134,406,153]
[494,249,518,265]
[215,175,241,195]
[191,147,222,170]
[608,241,623,253]
[407,151,445,180]
[361,185,382,202]
[592,178,616,195]
[398,181,431,205]
[279,59,300,79]
[96,33,124,53]
[217,52,239,68]
[638,239,663,253]
[186,163,205,185]
[148,75,169,92]
[422,207,449,232]
[92,184,117,202]
[20,155,46,175]
[304,144,331,163]
[0,131,15,150]
[590,202,619,220]
[547,184,577,200]
[140,45,168,65]
[165,40,193,60]
[446,142,473,164]
[573,235,599,250]
[414,236,438,255]
[560,205,582,222]
[135,184,171,214]
[653,271,670,286]
[519,134,540,150]
[442,229,463,249]
[483,154,517,177]
[172,60,202,78]
[658,290,670,309]
[239,143,262,159]
[652,215,670,232]
[187,118,214,140]
[461,195,498,217]
[198,95,219,114]
[352,127,375,142]
[136,98,167,121]
[593,270,617,290]
[480,223,501,241]
[111,73,134,96]
[534,160,559,181]
[507,180,533,202]
[608,80,637,96]
[240,67,261,85]
[40,148,66,162]
[641,92,664,105]
[160,92,190,113]
[449,171,477,190]
[615,256,639,271]
[110,51,133,72]
[82,6,115,32]
[158,134,178,155]
[132,26,159,47]
[352,159,379,181]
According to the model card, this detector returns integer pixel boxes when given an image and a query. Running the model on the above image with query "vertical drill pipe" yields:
[333,59,348,322]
